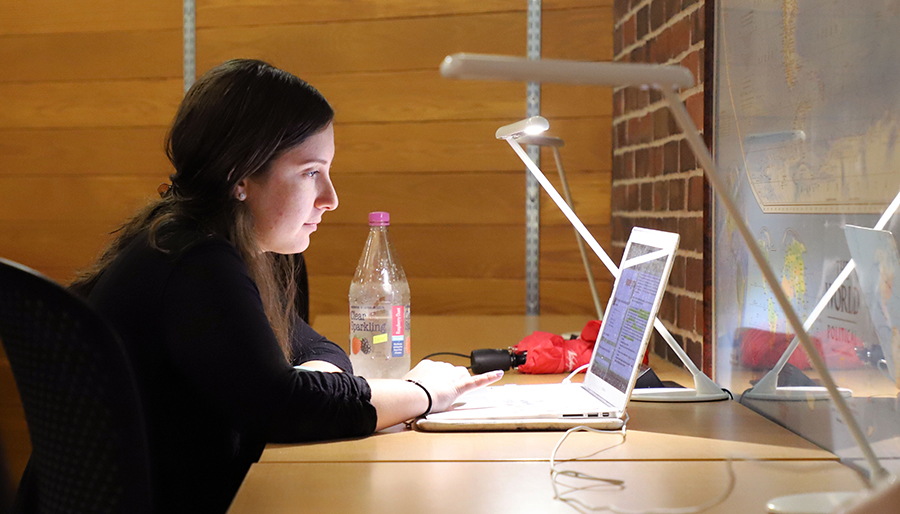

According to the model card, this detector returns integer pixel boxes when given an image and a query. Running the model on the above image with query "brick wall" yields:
[611,0,712,373]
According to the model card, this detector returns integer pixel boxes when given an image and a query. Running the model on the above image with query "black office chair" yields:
[0,258,153,514]
[0,438,12,514]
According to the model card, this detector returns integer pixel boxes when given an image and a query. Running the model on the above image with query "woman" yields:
[70,59,501,513]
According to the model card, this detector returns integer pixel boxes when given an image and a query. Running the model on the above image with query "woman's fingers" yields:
[470,369,504,388]
[433,368,504,412]
[402,359,504,413]
[454,369,504,397]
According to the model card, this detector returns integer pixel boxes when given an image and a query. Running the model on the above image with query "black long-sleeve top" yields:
[83,228,377,513]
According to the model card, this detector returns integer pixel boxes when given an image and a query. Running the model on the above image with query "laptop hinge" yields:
[584,386,616,409]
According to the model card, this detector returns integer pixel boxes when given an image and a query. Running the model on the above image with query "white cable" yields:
[562,364,591,383]
[549,422,737,514]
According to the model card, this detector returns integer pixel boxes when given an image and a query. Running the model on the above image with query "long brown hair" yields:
[71,59,335,360]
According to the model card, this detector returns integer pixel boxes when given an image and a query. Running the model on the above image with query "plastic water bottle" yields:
[349,212,411,379]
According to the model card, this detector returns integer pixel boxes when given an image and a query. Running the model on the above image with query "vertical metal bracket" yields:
[525,0,542,315]
[183,0,196,93]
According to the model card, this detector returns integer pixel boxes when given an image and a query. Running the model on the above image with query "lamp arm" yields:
[506,139,621,277]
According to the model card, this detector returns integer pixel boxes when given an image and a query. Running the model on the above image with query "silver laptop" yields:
[416,226,679,431]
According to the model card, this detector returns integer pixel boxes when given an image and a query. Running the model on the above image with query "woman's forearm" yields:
[367,379,430,431]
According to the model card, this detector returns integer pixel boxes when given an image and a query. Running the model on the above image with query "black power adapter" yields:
[470,349,527,374]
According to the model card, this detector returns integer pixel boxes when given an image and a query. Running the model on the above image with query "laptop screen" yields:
[589,242,669,393]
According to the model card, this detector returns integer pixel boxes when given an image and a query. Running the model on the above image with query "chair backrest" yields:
[0,439,12,514]
[0,259,152,514]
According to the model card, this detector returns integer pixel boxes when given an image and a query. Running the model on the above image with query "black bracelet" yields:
[406,379,433,417]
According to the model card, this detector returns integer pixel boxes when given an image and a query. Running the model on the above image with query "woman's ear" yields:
[235,179,248,201]
[234,179,247,202]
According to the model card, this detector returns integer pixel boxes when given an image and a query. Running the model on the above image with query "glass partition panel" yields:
[713,0,900,475]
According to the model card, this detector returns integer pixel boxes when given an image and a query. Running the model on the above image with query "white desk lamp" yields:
[494,115,726,403]
[441,52,893,512]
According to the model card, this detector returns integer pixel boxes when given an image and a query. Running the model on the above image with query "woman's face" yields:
[239,123,338,254]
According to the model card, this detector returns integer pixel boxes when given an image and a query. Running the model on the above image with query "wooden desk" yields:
[263,399,834,463]
[229,461,864,514]
[227,315,856,514]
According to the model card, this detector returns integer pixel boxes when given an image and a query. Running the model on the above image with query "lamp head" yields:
[495,116,550,140]
[515,135,564,148]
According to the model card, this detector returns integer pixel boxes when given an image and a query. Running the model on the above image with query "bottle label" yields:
[391,305,405,357]
[349,305,407,358]
[350,306,387,356]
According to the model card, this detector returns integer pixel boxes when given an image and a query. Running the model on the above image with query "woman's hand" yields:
[366,360,503,431]
[403,359,503,413]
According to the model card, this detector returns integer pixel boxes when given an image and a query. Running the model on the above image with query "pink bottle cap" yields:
[369,211,390,226]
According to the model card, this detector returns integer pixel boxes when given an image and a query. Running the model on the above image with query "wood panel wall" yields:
[0,0,612,487]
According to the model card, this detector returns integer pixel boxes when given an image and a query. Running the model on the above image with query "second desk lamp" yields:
[494,115,728,403]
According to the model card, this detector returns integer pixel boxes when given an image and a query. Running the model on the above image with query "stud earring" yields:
[237,192,247,201]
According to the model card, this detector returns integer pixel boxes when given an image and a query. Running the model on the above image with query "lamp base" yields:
[630,387,730,402]
[742,386,853,401]
[766,492,857,513]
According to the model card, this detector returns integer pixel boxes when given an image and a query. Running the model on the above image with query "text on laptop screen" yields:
[589,242,668,392]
